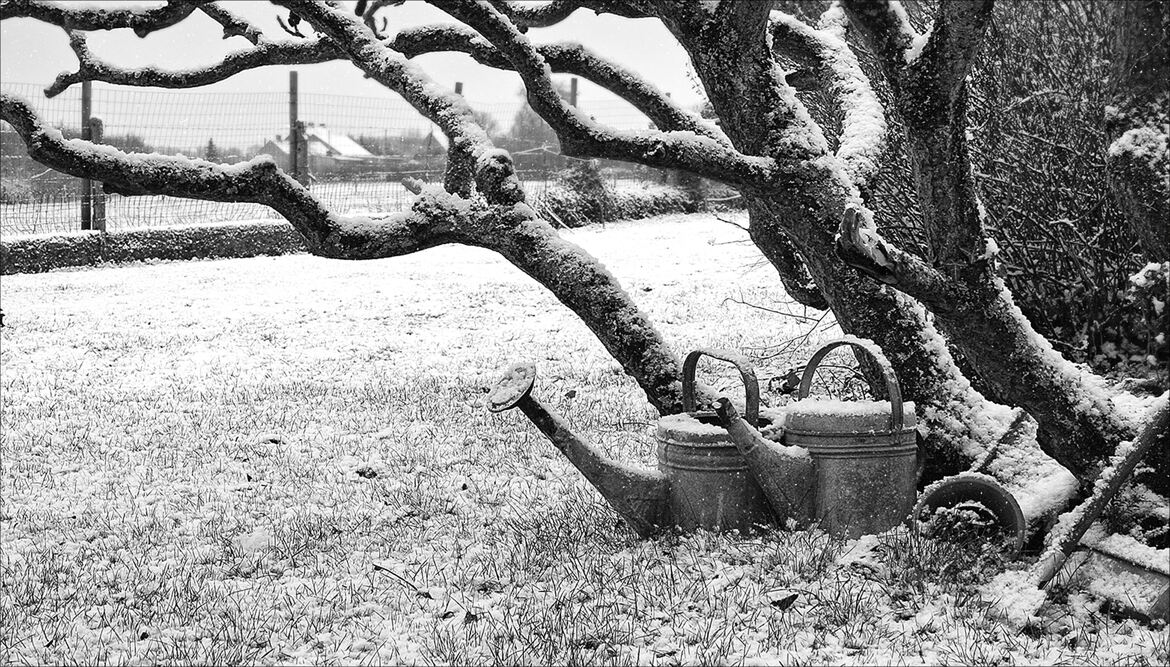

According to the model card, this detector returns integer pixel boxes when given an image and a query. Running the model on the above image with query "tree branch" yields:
[745,198,829,310]
[486,0,580,29]
[393,25,727,142]
[428,0,781,189]
[46,33,340,97]
[841,0,993,268]
[927,0,996,96]
[709,0,772,40]
[838,0,916,69]
[835,206,957,313]
[771,9,888,192]
[0,0,206,37]
[198,2,265,44]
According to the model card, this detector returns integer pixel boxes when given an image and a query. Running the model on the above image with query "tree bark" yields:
[838,0,1137,485]
[675,20,1020,481]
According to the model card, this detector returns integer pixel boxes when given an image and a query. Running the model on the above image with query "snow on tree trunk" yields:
[838,0,1144,487]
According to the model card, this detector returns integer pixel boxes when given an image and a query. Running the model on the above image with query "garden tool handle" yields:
[682,348,760,427]
[797,339,905,432]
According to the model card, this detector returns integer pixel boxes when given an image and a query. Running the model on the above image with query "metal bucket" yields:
[784,339,918,538]
[656,349,775,533]
[914,473,1027,555]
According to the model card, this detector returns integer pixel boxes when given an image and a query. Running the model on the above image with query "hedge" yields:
[0,221,307,275]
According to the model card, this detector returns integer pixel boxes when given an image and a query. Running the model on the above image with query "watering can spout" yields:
[487,363,671,537]
[715,398,815,527]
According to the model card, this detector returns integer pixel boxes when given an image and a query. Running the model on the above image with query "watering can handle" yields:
[682,348,760,427]
[797,339,905,432]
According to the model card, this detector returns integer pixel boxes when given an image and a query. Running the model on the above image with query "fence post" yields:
[81,80,92,231]
[289,70,300,182]
[569,77,578,107]
[90,117,106,231]
[296,120,309,184]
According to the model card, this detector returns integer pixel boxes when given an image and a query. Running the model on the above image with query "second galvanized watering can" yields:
[772,338,918,538]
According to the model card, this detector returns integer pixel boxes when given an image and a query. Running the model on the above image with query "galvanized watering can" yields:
[729,338,919,538]
[655,349,786,533]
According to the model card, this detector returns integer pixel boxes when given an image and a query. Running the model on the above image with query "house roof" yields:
[262,125,375,159]
[310,125,374,158]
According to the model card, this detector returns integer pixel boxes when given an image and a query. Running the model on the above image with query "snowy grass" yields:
[1,213,1165,665]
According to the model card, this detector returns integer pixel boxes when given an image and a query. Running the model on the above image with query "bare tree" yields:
[1,0,1163,525]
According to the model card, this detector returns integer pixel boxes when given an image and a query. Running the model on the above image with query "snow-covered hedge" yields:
[532,181,703,228]
[0,221,307,274]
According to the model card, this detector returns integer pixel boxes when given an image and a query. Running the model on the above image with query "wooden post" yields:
[296,120,309,184]
[569,77,578,107]
[289,71,300,182]
[89,117,106,231]
[81,80,92,230]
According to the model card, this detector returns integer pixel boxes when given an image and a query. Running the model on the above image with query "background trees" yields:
[1,0,1164,544]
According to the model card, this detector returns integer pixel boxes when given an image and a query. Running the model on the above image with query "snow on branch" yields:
[771,10,887,191]
[841,0,993,266]
[393,24,727,143]
[46,33,340,97]
[0,0,206,37]
[842,0,994,103]
[429,0,778,188]
[487,0,580,29]
[198,2,265,44]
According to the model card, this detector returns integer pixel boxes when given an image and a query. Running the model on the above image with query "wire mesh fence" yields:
[0,79,661,238]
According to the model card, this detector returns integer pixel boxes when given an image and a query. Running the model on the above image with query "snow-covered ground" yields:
[1,213,1165,665]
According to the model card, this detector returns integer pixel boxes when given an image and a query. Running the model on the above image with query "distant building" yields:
[259,123,383,175]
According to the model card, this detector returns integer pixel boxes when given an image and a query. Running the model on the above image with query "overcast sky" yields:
[0,1,704,144]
